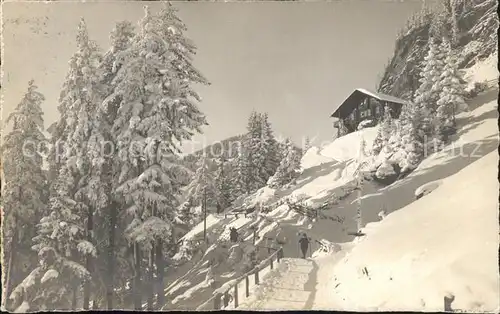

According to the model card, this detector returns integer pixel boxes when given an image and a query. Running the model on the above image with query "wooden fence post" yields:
[234,285,239,308]
[444,294,455,312]
[223,291,230,308]
[277,247,283,261]
[214,293,222,310]
[245,276,250,297]
[254,270,260,285]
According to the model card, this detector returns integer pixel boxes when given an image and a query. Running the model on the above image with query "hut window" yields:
[360,109,370,118]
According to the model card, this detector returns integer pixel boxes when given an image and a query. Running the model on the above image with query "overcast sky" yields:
[2,0,425,153]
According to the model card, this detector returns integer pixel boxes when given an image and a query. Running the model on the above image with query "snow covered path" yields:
[239,246,352,310]
[311,246,352,309]
[238,258,317,310]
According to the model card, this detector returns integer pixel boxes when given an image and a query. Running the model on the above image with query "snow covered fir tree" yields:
[1,0,498,312]
[1,80,48,310]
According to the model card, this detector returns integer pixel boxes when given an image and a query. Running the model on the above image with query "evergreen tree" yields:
[1,80,47,310]
[358,135,369,160]
[371,128,384,156]
[303,136,311,154]
[110,6,209,308]
[62,19,105,309]
[214,154,232,213]
[260,113,280,178]
[157,2,210,87]
[245,111,266,191]
[230,112,281,199]
[185,156,216,215]
[435,38,466,145]
[177,197,195,227]
[232,144,250,198]
[387,120,403,159]
[93,19,136,310]
[430,2,449,39]
[413,37,444,135]
[14,19,105,311]
[268,138,301,188]
[372,112,405,179]
[371,106,394,156]
[16,165,94,311]
[100,21,135,90]
[398,103,425,173]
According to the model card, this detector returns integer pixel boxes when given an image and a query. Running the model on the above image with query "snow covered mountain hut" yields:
[331,88,408,136]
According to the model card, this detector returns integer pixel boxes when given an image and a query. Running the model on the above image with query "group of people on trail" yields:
[227,224,311,259]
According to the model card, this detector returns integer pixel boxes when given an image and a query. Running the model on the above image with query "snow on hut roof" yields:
[355,88,409,105]
[330,88,409,118]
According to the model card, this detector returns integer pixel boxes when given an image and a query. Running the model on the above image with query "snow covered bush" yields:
[378,210,387,221]
[465,81,489,99]
[357,119,375,130]
[374,159,400,184]
[173,240,198,263]
[9,246,92,311]
[414,180,442,200]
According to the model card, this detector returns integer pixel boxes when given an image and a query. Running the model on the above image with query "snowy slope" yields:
[165,93,497,309]
[162,55,498,310]
[179,214,221,241]
[329,151,499,312]
[211,55,499,311]
[236,153,499,312]
[319,126,379,162]
[301,146,335,169]
[463,52,498,90]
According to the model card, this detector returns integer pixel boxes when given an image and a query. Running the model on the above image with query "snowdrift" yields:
[179,214,221,241]
[319,126,378,162]
[330,151,499,312]
[300,146,335,169]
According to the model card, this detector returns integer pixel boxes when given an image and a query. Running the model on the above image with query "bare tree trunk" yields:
[83,207,94,310]
[155,239,165,309]
[71,282,78,310]
[3,218,18,310]
[106,201,117,310]
[133,243,142,310]
[356,186,362,233]
[147,244,155,310]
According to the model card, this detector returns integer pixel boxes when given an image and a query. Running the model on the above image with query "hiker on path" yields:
[298,233,311,259]
[229,227,239,243]
[275,227,287,250]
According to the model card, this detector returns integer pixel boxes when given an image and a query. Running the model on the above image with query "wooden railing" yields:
[224,210,256,219]
[288,202,345,224]
[196,246,284,310]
